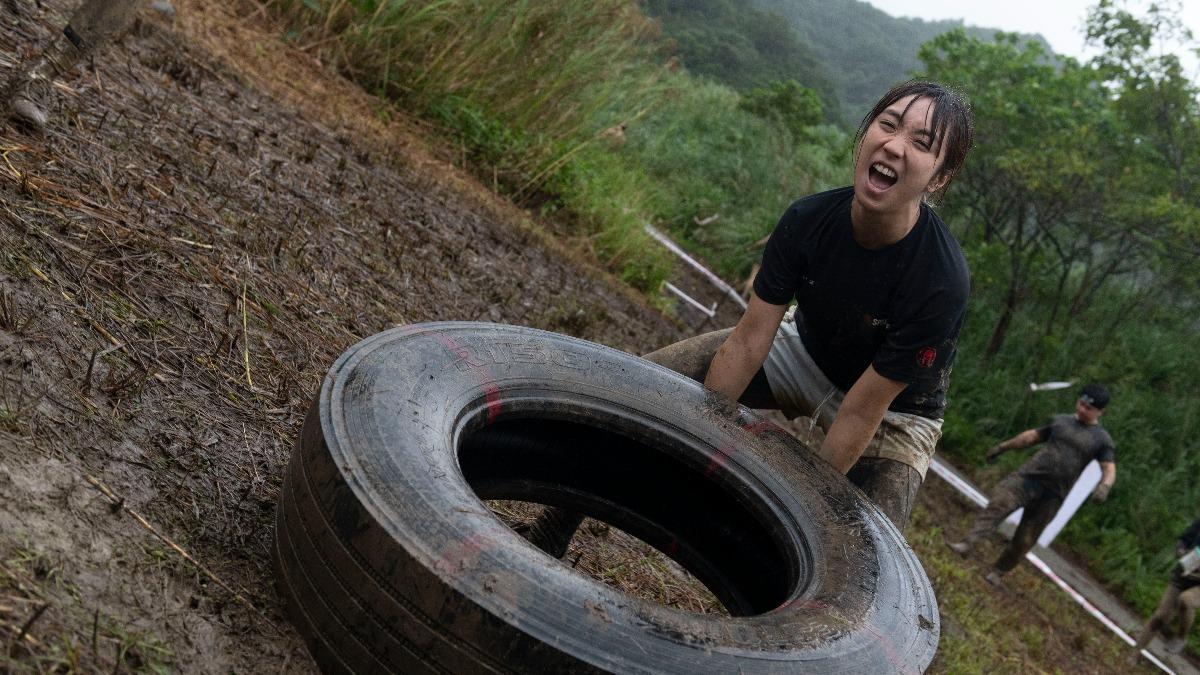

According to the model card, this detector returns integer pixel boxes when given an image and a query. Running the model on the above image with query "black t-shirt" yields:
[1181,518,1200,550]
[752,186,970,418]
[1175,518,1200,585]
[1016,414,1116,497]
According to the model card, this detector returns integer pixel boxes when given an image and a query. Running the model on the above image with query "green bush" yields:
[267,0,838,294]
[625,78,848,277]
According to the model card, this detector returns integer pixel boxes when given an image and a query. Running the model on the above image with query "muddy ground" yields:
[0,1,683,671]
[0,1,1179,673]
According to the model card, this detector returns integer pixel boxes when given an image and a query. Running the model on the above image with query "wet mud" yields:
[0,1,681,670]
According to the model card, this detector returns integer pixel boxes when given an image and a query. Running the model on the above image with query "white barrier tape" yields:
[929,457,1175,674]
[644,225,748,310]
[1024,553,1173,673]
[928,457,988,507]
[663,282,716,317]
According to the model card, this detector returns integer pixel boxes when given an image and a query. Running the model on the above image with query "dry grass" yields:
[487,500,726,616]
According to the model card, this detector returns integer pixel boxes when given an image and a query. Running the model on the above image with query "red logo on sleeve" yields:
[916,347,937,369]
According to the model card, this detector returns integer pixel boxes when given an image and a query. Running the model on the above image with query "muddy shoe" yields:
[5,35,83,132]
[984,570,1006,589]
[946,540,971,556]
[6,71,53,130]
[1165,636,1187,654]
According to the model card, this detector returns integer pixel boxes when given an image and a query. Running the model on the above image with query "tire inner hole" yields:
[459,417,801,617]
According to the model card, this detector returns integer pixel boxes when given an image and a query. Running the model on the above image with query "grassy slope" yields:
[910,480,1152,673]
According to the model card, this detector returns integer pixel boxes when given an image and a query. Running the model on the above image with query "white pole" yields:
[663,282,716,317]
[644,225,748,310]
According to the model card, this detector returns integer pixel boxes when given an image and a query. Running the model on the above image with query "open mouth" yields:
[868,162,898,191]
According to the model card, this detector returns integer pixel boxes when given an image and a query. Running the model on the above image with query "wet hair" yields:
[1079,383,1110,410]
[855,79,974,199]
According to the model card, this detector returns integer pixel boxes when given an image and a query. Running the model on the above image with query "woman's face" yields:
[853,94,949,216]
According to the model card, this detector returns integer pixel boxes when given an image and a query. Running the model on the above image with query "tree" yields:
[920,3,1200,366]
[738,79,823,140]
[1084,0,1200,293]
[640,0,842,121]
[919,30,1114,360]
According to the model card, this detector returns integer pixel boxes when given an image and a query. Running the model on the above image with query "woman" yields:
[525,80,973,557]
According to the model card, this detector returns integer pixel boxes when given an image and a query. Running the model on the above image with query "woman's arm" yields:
[817,365,907,474]
[703,295,787,401]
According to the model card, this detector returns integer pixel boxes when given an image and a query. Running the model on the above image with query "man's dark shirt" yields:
[1179,518,1200,551]
[1016,414,1116,498]
[1173,517,1200,585]
[752,186,970,418]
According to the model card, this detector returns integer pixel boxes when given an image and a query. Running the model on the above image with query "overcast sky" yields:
[862,0,1200,75]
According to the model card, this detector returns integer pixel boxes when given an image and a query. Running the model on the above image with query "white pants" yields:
[762,312,942,479]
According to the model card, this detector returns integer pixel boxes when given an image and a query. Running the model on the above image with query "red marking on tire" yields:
[482,386,502,423]
[704,419,784,476]
[704,442,736,477]
[430,331,502,424]
[665,537,680,557]
[740,418,785,437]
[859,620,909,673]
[704,418,787,476]
[435,533,494,576]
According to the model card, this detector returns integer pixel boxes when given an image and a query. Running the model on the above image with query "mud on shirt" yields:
[1016,414,1116,498]
[752,186,970,418]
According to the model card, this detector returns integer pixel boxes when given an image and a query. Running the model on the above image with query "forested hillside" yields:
[639,0,842,122]
[750,0,1051,124]
[640,0,1052,128]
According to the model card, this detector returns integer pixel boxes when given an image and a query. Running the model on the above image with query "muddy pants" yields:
[1133,568,1200,651]
[522,327,927,558]
[10,0,140,88]
[641,328,925,529]
[962,474,1062,572]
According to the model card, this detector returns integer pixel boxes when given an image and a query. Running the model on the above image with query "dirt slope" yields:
[0,2,683,671]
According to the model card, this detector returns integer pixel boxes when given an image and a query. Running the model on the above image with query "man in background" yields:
[1131,516,1200,659]
[5,0,140,130]
[947,384,1116,586]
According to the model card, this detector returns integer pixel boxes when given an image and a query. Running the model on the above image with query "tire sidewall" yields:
[303,322,938,673]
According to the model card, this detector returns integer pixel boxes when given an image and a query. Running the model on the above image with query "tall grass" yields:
[269,0,679,290]
[624,80,848,276]
[276,0,660,144]
[267,0,844,292]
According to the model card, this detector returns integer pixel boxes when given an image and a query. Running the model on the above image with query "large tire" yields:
[274,322,939,674]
